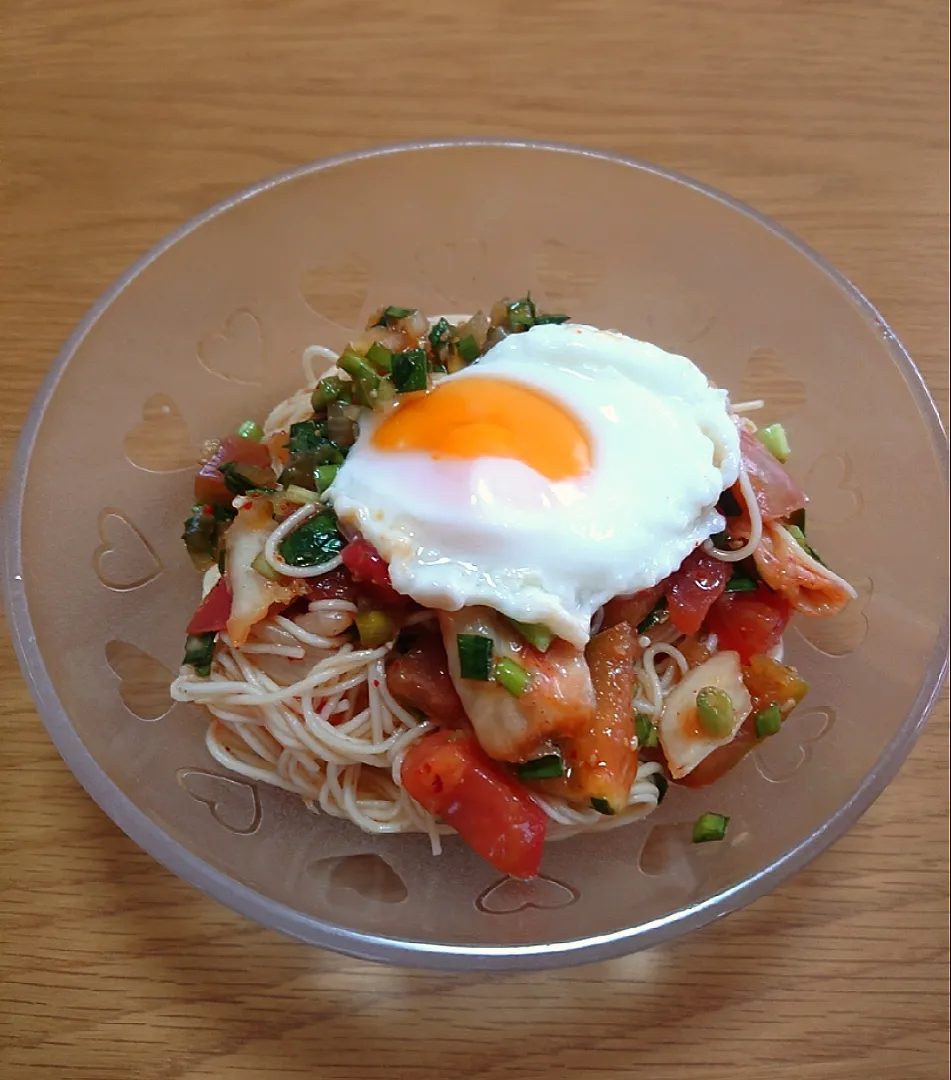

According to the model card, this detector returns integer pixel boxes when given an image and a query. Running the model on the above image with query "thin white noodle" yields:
[730,399,765,413]
[703,463,763,563]
[302,345,339,386]
[263,502,344,578]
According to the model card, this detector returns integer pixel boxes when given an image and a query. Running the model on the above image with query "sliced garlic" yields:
[658,651,752,779]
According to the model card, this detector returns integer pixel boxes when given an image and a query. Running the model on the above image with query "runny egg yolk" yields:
[371,377,592,481]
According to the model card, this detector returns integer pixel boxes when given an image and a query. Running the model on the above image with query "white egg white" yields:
[328,324,740,647]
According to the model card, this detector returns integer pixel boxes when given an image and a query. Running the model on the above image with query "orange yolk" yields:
[372,377,591,481]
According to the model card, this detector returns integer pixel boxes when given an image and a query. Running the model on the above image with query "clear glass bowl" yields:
[2,141,947,970]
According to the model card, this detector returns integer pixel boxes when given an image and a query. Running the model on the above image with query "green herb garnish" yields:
[457,634,493,681]
[517,755,564,781]
[392,348,429,393]
[277,512,344,568]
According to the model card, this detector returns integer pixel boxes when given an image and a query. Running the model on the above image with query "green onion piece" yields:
[251,551,281,581]
[236,419,264,442]
[695,686,735,737]
[637,597,669,634]
[755,704,783,739]
[315,464,339,494]
[337,351,381,407]
[366,342,394,374]
[456,334,480,363]
[382,305,416,320]
[517,754,564,781]
[181,506,217,570]
[391,348,429,393]
[635,713,659,749]
[278,512,344,568]
[508,618,554,653]
[506,295,537,329]
[725,575,758,593]
[312,376,353,412]
[494,656,532,697]
[651,773,669,804]
[786,524,808,547]
[287,419,327,453]
[756,423,792,463]
[283,484,322,506]
[428,317,453,351]
[183,632,216,677]
[692,812,730,843]
[590,796,616,816]
[457,634,493,681]
[219,462,274,495]
[355,610,396,649]
[534,314,570,325]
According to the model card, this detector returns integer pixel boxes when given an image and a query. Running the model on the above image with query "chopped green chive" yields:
[311,375,353,412]
[494,656,532,697]
[590,796,616,816]
[756,423,792,463]
[391,348,429,393]
[786,524,827,566]
[251,551,281,581]
[366,342,393,374]
[725,575,758,593]
[457,634,493,681]
[517,754,564,781]
[635,713,659,749]
[456,334,480,363]
[428,317,453,351]
[508,618,554,653]
[183,632,216,677]
[651,773,669,803]
[355,610,396,649]
[534,314,570,325]
[315,464,339,494]
[182,506,218,570]
[236,419,264,442]
[277,512,344,568]
[692,812,730,843]
[695,686,735,738]
[382,305,416,320]
[506,295,537,329]
[755,704,783,739]
[637,597,669,634]
[337,351,381,407]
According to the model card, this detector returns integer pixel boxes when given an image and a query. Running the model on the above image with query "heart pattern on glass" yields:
[177,769,262,834]
[737,348,807,422]
[105,640,173,721]
[803,451,864,527]
[475,874,578,914]
[300,258,369,328]
[123,393,193,473]
[307,853,408,905]
[753,706,837,784]
[415,237,489,310]
[197,309,265,384]
[93,509,162,591]
[797,576,872,657]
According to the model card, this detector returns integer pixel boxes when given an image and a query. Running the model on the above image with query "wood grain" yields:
[1,1,947,1077]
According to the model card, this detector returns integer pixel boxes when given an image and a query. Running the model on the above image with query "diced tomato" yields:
[401,731,547,878]
[667,547,731,636]
[740,428,806,521]
[194,435,274,507]
[341,537,409,606]
[743,654,809,716]
[302,566,356,603]
[186,576,233,634]
[386,632,466,724]
[704,585,791,664]
[601,581,667,632]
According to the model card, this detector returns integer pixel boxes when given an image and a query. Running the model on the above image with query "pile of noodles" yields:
[170,349,770,850]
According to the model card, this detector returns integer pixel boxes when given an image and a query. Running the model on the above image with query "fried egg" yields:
[327,323,740,647]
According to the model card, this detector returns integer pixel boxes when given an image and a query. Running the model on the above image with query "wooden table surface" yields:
[1,1,948,1077]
